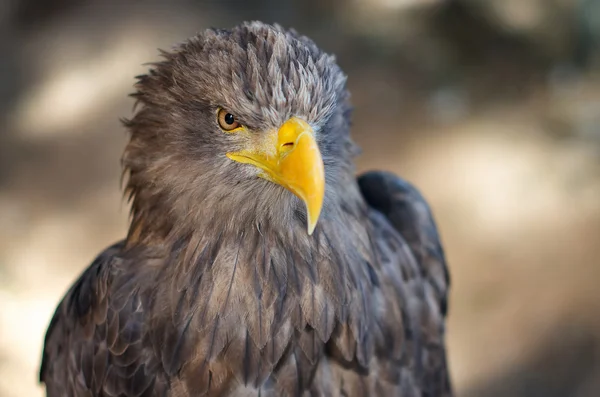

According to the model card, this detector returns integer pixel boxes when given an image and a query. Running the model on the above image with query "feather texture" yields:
[40,22,452,397]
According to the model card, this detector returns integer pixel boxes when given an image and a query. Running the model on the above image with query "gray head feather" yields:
[123,21,358,241]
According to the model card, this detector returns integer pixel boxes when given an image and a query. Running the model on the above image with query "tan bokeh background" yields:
[1,0,599,396]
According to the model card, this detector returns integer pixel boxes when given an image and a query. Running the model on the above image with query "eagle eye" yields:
[218,108,241,131]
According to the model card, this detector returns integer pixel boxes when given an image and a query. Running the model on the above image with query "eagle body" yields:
[40,22,452,397]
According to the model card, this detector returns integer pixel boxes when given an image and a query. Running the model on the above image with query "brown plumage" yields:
[40,22,452,396]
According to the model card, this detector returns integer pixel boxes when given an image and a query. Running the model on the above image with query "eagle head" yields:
[123,21,356,240]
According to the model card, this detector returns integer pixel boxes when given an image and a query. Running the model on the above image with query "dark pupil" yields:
[224,113,235,125]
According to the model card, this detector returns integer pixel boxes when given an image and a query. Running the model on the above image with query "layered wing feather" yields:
[357,170,452,396]
[39,242,167,397]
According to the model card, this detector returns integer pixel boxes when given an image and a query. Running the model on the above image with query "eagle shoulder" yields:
[39,241,165,397]
[357,170,452,396]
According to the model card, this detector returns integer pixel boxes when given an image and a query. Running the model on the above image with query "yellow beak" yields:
[226,117,325,235]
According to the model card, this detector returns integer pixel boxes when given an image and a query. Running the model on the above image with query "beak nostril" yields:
[281,142,295,153]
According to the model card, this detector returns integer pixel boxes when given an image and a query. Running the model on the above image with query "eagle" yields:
[40,21,452,397]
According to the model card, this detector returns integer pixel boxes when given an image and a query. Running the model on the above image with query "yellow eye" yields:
[217,108,240,131]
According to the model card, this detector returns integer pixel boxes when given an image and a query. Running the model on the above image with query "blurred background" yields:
[1,0,599,396]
